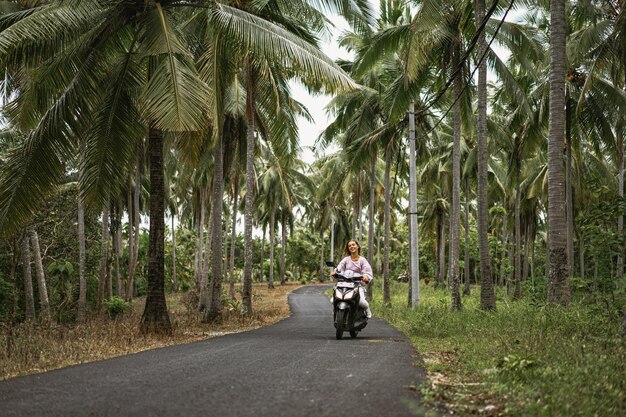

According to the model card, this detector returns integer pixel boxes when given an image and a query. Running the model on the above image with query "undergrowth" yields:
[0,282,302,380]
[371,281,625,417]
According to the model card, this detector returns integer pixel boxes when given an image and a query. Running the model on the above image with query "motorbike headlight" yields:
[334,289,343,299]
[344,290,355,300]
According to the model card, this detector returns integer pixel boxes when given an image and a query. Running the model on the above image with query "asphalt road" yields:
[1,285,427,417]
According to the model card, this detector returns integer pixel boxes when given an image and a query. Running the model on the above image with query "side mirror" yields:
[325,261,335,268]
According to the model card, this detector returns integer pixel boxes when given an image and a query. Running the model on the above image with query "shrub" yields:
[103,296,131,318]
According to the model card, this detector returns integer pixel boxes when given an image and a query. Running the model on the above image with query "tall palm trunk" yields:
[114,208,123,298]
[523,221,530,282]
[77,198,87,322]
[140,126,172,334]
[171,214,178,292]
[126,158,141,301]
[268,206,276,289]
[198,203,213,310]
[242,62,255,315]
[368,152,376,261]
[449,37,462,311]
[383,146,392,304]
[617,127,624,277]
[205,132,225,323]
[476,0,495,310]
[367,153,376,300]
[280,211,287,285]
[319,230,325,281]
[500,227,508,287]
[464,177,471,296]
[29,228,50,322]
[352,187,359,239]
[126,175,134,301]
[97,204,110,309]
[437,209,446,287]
[195,186,206,291]
[229,181,239,300]
[408,101,420,307]
[330,217,335,262]
[22,232,35,321]
[514,167,522,299]
[565,93,575,277]
[260,223,266,283]
[547,0,570,304]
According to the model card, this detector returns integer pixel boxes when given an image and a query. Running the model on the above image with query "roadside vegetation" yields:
[0,0,625,415]
[0,283,302,380]
[372,280,626,417]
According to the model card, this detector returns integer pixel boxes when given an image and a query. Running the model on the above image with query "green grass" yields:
[370,281,625,417]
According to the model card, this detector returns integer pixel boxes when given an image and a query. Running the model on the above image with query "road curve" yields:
[1,285,427,417]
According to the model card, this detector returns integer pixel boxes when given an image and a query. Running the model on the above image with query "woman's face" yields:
[347,241,359,255]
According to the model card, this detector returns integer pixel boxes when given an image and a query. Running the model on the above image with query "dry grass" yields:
[0,282,305,380]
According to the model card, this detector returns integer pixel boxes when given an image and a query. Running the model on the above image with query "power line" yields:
[416,0,517,137]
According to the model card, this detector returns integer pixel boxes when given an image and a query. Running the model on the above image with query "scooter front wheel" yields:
[349,330,358,338]
[335,309,346,340]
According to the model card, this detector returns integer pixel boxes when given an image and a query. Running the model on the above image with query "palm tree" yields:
[0,1,214,333]
[475,0,495,309]
[547,0,570,304]
[210,1,359,317]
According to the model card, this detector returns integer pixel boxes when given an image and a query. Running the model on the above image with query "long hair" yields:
[343,240,361,257]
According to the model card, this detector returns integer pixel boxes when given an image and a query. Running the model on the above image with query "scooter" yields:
[326,261,368,340]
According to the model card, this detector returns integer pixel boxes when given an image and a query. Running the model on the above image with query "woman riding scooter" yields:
[331,240,373,319]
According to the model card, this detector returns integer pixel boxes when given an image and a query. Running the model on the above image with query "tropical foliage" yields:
[0,0,625,412]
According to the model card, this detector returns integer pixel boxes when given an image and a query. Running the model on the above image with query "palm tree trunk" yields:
[359,191,364,243]
[77,198,87,322]
[547,0,570,304]
[98,204,110,309]
[204,131,225,323]
[22,232,35,321]
[616,128,624,277]
[195,186,206,291]
[531,226,536,285]
[319,230,325,282]
[260,223,266,283]
[368,152,376,261]
[330,217,335,262]
[565,93,575,277]
[523,221,530,282]
[126,175,134,301]
[198,203,213,310]
[500,219,507,287]
[171,214,178,292]
[229,182,239,300]
[242,61,255,315]
[383,146,392,304]
[201,190,213,280]
[126,158,141,301]
[476,0,495,310]
[437,210,446,288]
[269,206,276,289]
[114,212,123,298]
[450,37,462,311]
[280,211,287,285]
[514,166,522,299]
[29,228,50,322]
[139,126,172,334]
[352,189,358,239]
[408,101,420,307]
[464,176,471,296]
